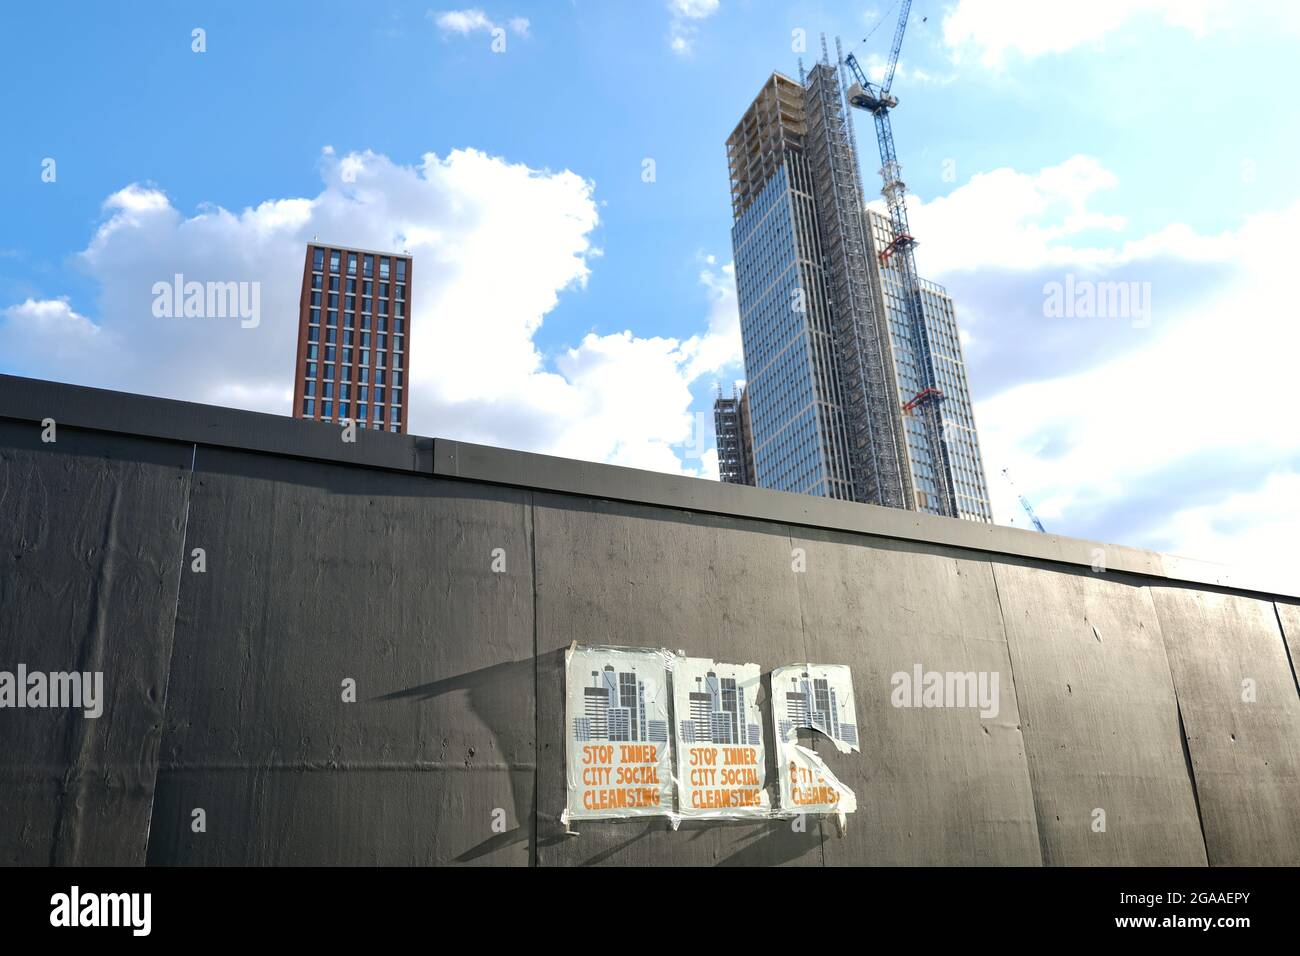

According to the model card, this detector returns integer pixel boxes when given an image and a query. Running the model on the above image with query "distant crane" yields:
[841,2,956,518]
[1001,467,1047,534]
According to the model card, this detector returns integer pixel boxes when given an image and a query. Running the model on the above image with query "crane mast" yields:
[1002,468,1048,534]
[842,3,958,518]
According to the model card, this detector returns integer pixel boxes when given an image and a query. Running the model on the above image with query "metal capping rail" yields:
[2,372,1296,601]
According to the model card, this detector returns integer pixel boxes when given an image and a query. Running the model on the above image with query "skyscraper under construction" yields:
[723,58,991,522]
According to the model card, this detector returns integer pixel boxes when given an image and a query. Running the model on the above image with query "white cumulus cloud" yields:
[1,147,742,476]
[667,0,720,55]
[899,153,1300,569]
[942,0,1231,66]
[429,8,530,38]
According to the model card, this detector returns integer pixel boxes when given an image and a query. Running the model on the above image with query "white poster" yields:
[564,644,674,821]
[672,658,769,818]
[771,664,858,817]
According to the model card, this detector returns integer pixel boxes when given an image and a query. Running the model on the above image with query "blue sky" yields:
[3,0,1299,569]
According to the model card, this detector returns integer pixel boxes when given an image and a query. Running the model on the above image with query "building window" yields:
[303,398,315,416]
[308,327,319,343]
[313,248,324,271]
[363,256,373,277]
[358,404,368,420]
[307,344,318,360]
[329,251,340,273]
[323,401,333,418]
[379,258,390,279]
[347,253,357,275]
[396,260,406,281]
[304,381,315,397]
[306,362,317,378]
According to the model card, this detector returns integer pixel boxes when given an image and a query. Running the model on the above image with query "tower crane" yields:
[1001,468,1048,534]
[841,2,957,518]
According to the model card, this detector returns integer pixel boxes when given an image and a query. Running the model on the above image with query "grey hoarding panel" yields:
[0,422,191,864]
[789,533,1041,865]
[1151,588,1300,865]
[1276,602,1300,695]
[147,768,522,865]
[147,446,535,866]
[532,494,824,866]
[992,563,1207,865]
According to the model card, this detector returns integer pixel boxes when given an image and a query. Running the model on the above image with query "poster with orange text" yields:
[771,664,858,818]
[672,658,769,818]
[564,644,674,822]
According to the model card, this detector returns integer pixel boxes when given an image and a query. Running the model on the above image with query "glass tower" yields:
[726,68,992,522]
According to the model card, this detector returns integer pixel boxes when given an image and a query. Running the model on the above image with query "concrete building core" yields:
[714,387,755,486]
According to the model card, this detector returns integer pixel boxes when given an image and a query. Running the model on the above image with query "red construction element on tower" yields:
[902,387,944,413]
[878,232,914,265]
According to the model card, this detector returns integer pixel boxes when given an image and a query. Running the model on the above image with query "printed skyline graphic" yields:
[678,669,761,746]
[572,662,669,744]
[778,670,858,749]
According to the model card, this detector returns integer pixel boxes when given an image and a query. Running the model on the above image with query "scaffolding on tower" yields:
[800,36,912,510]
[842,1,959,518]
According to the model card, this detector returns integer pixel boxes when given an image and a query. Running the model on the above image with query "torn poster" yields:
[771,664,858,816]
[672,658,769,818]
[565,644,674,820]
